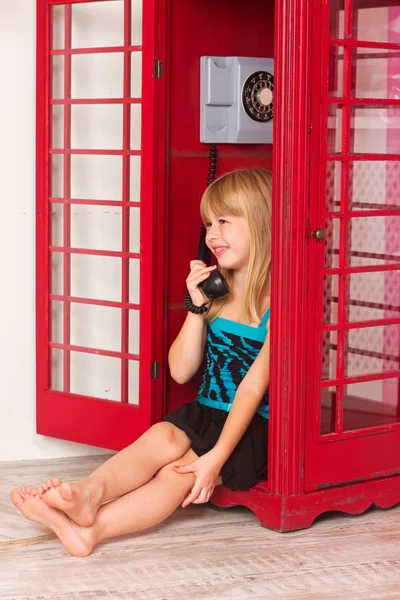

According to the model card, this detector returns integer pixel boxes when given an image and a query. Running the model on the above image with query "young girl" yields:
[10,167,272,557]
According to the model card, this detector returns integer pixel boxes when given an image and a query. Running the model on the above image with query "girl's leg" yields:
[11,449,205,557]
[25,422,192,527]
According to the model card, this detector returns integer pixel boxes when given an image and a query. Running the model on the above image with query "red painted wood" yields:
[36,0,166,448]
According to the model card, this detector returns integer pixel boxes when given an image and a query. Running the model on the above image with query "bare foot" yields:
[36,479,103,527]
[10,489,94,557]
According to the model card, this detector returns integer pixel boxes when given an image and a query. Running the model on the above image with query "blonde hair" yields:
[200,168,272,325]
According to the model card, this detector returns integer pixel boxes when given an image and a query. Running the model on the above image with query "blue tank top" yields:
[196,308,270,419]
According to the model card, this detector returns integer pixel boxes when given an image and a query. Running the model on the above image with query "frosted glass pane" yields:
[71,205,122,252]
[129,259,140,304]
[51,301,63,344]
[51,5,64,50]
[71,304,121,353]
[71,53,123,99]
[71,352,120,401]
[71,155,122,201]
[51,105,63,149]
[130,104,141,150]
[51,349,63,392]
[128,360,139,405]
[51,252,63,295]
[129,207,140,253]
[129,310,140,355]
[71,1,124,48]
[51,203,63,247]
[51,155,63,198]
[71,104,123,150]
[130,156,141,202]
[131,51,142,98]
[51,56,64,99]
[71,254,121,302]
[131,0,143,45]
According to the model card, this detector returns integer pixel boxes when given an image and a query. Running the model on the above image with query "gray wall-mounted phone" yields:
[200,56,274,144]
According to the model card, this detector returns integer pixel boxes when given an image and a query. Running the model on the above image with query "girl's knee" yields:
[147,422,190,455]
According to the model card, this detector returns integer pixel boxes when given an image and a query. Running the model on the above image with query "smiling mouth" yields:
[213,247,228,257]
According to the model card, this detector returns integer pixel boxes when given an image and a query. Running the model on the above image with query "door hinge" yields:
[151,361,160,379]
[154,60,163,79]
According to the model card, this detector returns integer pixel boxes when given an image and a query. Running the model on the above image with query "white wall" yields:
[0,1,108,461]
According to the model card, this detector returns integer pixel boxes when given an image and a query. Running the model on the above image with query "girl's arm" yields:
[212,331,271,464]
[168,260,216,384]
[168,312,207,384]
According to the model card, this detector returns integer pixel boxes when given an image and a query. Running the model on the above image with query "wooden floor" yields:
[1,456,400,600]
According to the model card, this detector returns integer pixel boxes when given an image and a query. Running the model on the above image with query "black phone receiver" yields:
[197,226,230,300]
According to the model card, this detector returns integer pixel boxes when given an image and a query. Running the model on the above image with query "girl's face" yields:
[205,211,250,271]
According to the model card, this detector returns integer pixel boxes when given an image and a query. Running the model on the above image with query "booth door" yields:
[305,0,400,490]
[36,0,166,451]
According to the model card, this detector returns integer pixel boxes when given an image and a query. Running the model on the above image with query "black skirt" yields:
[162,400,269,491]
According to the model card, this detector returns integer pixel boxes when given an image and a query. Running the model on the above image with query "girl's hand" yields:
[186,260,217,307]
[173,449,225,508]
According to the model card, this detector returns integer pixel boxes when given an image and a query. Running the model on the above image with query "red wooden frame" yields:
[36,0,167,448]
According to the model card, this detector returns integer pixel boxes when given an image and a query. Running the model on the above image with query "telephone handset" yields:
[197,225,230,300]
[196,144,230,302]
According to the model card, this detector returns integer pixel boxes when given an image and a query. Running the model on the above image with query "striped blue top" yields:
[196,308,270,419]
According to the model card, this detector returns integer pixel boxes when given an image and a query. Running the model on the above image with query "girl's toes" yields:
[46,480,54,488]
[51,478,61,487]
[10,488,24,508]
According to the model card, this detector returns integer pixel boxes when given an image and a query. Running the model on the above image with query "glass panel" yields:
[50,349,63,391]
[322,330,338,381]
[327,105,343,155]
[70,155,122,201]
[329,45,344,97]
[51,155,63,198]
[70,205,122,252]
[320,386,337,435]
[130,156,141,202]
[129,259,140,304]
[71,1,124,48]
[323,274,339,324]
[347,270,400,322]
[129,207,140,253]
[347,216,400,267]
[70,304,121,353]
[325,218,340,269]
[352,47,400,100]
[348,161,400,211]
[345,324,400,377]
[51,203,63,247]
[330,0,345,40]
[71,254,121,302]
[326,161,341,212]
[51,252,63,295]
[51,301,63,344]
[70,352,121,401]
[51,56,64,99]
[51,5,64,50]
[343,378,400,431]
[129,309,140,354]
[350,105,400,155]
[352,2,395,43]
[71,53,123,99]
[51,105,63,149]
[71,105,123,150]
[130,51,142,98]
[130,104,142,150]
[131,0,143,46]
[128,360,139,405]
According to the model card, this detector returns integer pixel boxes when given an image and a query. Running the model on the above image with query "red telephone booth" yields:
[36,0,400,531]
